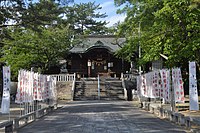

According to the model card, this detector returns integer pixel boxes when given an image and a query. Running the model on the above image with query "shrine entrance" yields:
[86,47,111,77]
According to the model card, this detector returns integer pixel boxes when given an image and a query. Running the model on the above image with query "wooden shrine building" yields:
[66,35,130,77]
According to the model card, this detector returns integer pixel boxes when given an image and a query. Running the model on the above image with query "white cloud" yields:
[106,14,126,27]
[74,0,127,27]
[99,1,116,16]
[98,1,127,27]
[100,1,113,8]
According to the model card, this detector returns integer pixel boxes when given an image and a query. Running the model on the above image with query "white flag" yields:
[160,69,170,102]
[1,66,11,114]
[137,75,142,97]
[33,73,38,100]
[189,62,199,110]
[152,71,160,98]
[37,74,43,101]
[146,72,154,98]
[15,70,21,103]
[172,68,185,103]
[27,71,34,103]
[48,76,57,106]
[141,74,148,97]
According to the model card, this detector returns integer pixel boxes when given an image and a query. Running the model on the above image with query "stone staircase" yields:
[74,78,98,100]
[102,79,125,100]
[73,78,125,101]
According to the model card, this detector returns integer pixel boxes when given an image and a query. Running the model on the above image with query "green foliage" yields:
[0,0,25,27]
[0,0,75,80]
[0,0,73,28]
[21,0,65,31]
[64,2,108,35]
[106,22,121,35]
[0,0,110,81]
[1,25,72,80]
[115,0,200,69]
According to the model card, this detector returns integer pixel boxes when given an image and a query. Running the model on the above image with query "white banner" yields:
[172,68,185,103]
[1,66,11,114]
[37,74,42,101]
[141,74,148,97]
[33,72,38,101]
[137,68,185,104]
[137,75,142,97]
[160,69,170,102]
[48,76,57,106]
[15,70,21,103]
[189,61,199,111]
[152,71,160,98]
[15,70,57,103]
[146,72,156,98]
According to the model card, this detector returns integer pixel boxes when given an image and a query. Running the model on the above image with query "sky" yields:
[31,0,126,27]
[74,0,126,27]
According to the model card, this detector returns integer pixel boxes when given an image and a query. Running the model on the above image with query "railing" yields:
[14,105,55,130]
[71,73,76,101]
[0,121,13,133]
[0,105,56,132]
[121,73,136,80]
[52,74,75,82]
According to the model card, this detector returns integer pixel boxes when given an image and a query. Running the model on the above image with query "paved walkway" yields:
[17,101,189,133]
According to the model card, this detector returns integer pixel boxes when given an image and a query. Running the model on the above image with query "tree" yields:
[0,0,74,93]
[21,0,65,31]
[114,0,200,69]
[0,0,73,59]
[115,0,200,93]
[1,25,72,80]
[106,22,121,35]
[0,0,73,28]
[0,0,25,28]
[64,2,108,35]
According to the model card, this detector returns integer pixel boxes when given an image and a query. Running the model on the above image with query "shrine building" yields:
[66,35,130,77]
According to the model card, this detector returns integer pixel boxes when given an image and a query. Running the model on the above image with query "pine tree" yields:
[64,2,108,35]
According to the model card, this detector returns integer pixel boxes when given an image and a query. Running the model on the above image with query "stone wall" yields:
[56,81,73,100]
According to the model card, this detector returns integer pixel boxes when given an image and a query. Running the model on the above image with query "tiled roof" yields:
[69,35,125,53]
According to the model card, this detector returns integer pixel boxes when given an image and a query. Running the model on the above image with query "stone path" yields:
[17,101,189,133]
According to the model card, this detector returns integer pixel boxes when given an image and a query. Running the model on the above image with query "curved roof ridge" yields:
[69,35,125,53]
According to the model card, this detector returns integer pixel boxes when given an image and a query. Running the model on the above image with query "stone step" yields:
[74,79,124,101]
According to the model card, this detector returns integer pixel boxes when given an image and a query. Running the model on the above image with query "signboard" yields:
[189,61,199,111]
[87,60,91,67]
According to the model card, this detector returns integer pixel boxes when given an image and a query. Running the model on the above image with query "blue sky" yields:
[32,0,126,27]
[74,0,126,27]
